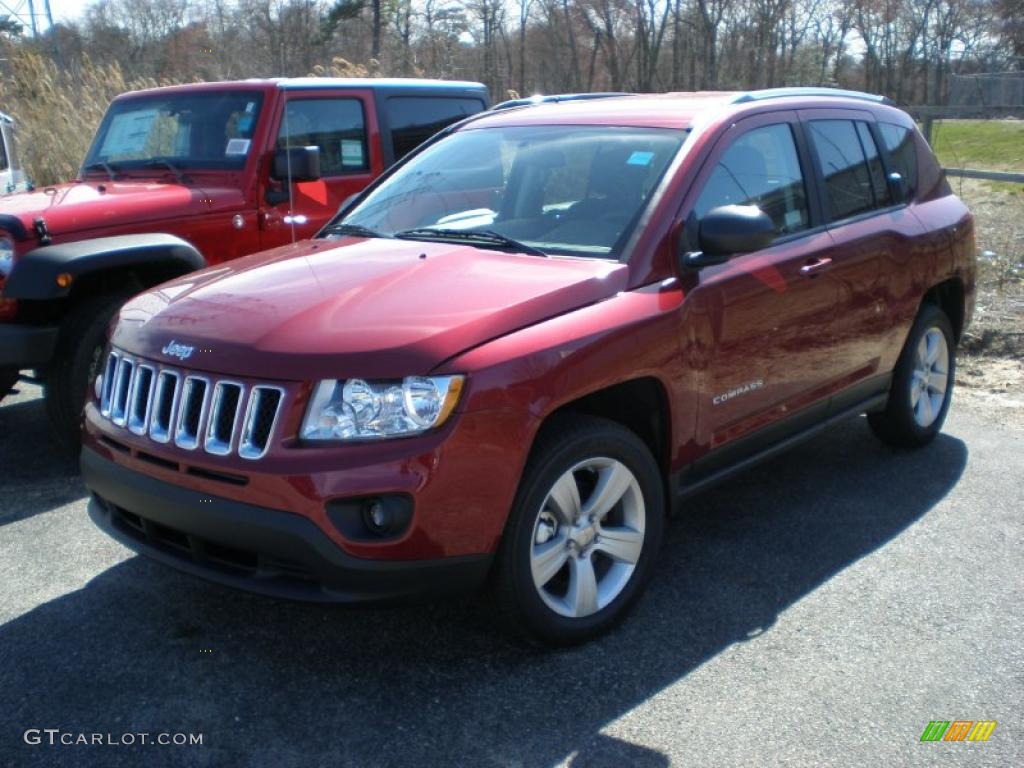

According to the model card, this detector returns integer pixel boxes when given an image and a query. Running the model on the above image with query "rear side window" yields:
[694,122,809,236]
[278,98,368,175]
[387,97,486,161]
[808,119,890,220]
[878,122,918,202]
[856,122,891,208]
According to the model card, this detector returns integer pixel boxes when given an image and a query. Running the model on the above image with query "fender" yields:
[3,234,205,300]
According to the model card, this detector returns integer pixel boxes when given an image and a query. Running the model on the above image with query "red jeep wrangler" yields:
[0,78,488,446]
[81,88,976,644]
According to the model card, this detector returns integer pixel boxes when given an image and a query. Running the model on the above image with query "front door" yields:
[260,89,383,248]
[677,112,841,468]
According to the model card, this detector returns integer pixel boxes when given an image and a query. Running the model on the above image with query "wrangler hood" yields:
[112,237,628,380]
[0,178,239,239]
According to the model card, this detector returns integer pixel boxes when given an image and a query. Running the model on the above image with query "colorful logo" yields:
[920,721,997,742]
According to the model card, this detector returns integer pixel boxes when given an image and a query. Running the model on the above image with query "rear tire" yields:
[868,303,956,449]
[44,290,134,454]
[493,415,665,646]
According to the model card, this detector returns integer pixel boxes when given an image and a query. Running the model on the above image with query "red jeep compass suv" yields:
[81,88,976,644]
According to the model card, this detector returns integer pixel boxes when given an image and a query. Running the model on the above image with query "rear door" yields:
[260,89,384,248]
[799,109,926,404]
[677,111,841,469]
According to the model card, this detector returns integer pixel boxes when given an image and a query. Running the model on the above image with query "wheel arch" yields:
[922,277,965,342]
[537,376,673,482]
[4,234,204,302]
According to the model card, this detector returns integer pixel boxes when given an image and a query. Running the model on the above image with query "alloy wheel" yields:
[529,457,646,619]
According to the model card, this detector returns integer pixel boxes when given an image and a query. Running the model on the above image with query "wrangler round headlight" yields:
[301,375,464,441]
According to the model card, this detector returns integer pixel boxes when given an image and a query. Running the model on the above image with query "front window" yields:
[83,91,264,172]
[341,126,684,258]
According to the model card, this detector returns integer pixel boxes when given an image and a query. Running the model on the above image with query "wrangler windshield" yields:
[83,91,264,172]
[342,126,684,258]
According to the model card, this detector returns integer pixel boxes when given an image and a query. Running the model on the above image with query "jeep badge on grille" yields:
[162,340,195,361]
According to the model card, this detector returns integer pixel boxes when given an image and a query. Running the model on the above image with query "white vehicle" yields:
[0,111,29,194]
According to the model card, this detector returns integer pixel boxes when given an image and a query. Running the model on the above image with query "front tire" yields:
[868,303,956,449]
[494,415,665,645]
[45,291,134,454]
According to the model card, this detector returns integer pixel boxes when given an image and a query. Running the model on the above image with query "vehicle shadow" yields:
[0,392,82,526]
[0,419,967,768]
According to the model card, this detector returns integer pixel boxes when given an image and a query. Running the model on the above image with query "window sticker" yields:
[341,138,364,167]
[237,116,254,135]
[100,109,158,156]
[245,101,256,114]
[627,150,654,166]
[225,138,251,156]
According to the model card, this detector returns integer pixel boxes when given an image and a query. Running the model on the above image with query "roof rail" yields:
[490,92,632,111]
[730,87,895,107]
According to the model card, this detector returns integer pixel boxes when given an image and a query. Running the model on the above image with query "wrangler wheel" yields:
[45,290,135,454]
[0,367,18,403]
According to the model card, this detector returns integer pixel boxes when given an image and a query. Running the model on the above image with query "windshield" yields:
[341,125,685,258]
[83,91,264,172]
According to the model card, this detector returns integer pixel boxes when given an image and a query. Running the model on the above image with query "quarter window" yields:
[694,123,809,236]
[808,119,892,220]
[278,99,368,176]
[386,97,486,161]
[878,122,918,202]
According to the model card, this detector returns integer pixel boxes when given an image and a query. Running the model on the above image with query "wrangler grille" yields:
[97,350,285,460]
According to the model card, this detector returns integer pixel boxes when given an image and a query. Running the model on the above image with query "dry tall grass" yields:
[0,49,174,186]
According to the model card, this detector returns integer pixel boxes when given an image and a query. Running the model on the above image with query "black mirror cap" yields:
[272,146,321,182]
[698,204,776,258]
[886,171,908,202]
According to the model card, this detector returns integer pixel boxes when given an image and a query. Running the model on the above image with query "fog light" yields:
[326,494,413,541]
[365,500,390,532]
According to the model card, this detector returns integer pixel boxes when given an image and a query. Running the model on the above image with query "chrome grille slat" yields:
[127,365,155,435]
[204,381,245,456]
[95,349,285,460]
[149,371,180,443]
[174,376,211,450]
[99,351,119,417]
[110,357,135,427]
[239,386,285,460]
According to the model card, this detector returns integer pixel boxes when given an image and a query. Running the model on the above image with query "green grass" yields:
[928,119,1024,172]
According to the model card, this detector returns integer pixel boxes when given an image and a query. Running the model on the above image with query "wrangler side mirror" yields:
[272,146,321,183]
[681,204,775,270]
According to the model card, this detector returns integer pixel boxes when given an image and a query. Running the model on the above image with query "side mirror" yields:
[272,146,321,182]
[886,171,907,202]
[682,205,775,269]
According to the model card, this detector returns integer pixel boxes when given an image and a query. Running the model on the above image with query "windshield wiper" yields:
[320,223,391,239]
[139,157,187,184]
[82,161,120,181]
[394,228,547,257]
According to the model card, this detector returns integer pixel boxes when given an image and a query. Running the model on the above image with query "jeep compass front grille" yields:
[97,350,285,460]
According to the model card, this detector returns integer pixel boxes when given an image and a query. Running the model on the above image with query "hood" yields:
[0,178,240,239]
[112,237,628,380]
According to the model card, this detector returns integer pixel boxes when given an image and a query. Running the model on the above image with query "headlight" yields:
[301,375,464,441]
[0,235,13,278]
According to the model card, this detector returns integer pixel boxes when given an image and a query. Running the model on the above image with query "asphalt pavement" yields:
[1,381,1021,767]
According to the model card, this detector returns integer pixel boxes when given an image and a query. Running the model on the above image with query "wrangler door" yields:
[260,88,384,248]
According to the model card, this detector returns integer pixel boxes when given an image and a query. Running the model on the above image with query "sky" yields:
[1,0,89,27]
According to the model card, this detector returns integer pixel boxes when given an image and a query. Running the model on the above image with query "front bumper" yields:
[0,322,58,368]
[81,446,493,602]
